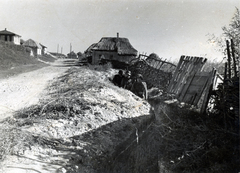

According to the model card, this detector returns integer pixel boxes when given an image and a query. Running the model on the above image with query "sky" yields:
[0,0,239,62]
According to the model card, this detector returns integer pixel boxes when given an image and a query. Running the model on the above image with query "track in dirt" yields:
[0,59,78,121]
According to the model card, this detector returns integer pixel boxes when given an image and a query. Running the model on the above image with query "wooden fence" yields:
[167,55,216,113]
[128,55,176,90]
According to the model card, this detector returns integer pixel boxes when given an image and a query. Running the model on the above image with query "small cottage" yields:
[0,28,21,45]
[87,33,138,68]
[23,39,42,56]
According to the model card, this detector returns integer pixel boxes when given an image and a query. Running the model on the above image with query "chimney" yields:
[117,32,119,38]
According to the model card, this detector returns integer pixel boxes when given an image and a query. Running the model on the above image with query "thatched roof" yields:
[84,43,97,55]
[92,37,138,56]
[23,39,41,48]
[0,28,21,36]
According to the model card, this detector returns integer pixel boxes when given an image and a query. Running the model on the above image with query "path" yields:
[0,59,77,121]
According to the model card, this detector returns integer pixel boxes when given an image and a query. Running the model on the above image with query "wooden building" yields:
[0,28,21,45]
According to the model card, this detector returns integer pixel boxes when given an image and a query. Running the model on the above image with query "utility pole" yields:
[57,44,59,58]
[70,43,72,59]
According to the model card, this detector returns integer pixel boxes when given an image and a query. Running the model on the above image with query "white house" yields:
[0,28,21,45]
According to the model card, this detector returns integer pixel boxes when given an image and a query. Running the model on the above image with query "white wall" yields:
[13,35,20,45]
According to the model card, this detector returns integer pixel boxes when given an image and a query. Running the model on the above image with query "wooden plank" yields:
[186,86,203,94]
[191,76,209,85]
[167,60,181,92]
[167,56,207,97]
[199,69,216,113]
[182,93,197,104]
[179,71,196,101]
[155,61,162,69]
[175,57,193,94]
[192,72,211,106]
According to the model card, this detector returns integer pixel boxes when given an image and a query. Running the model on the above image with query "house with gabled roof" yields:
[23,39,42,56]
[0,28,21,45]
[87,33,138,68]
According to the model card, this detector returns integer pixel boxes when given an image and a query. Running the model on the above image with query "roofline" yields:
[0,28,21,37]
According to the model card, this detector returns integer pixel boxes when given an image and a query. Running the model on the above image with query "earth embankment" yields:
[0,65,153,172]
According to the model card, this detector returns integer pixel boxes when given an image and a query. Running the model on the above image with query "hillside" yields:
[0,41,47,79]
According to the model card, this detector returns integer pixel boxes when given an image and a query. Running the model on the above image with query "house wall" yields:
[0,35,11,42]
[13,35,20,45]
[29,47,41,56]
[92,51,117,64]
[92,50,136,65]
[37,48,41,55]
[42,48,47,54]
[0,35,4,41]
[0,35,20,45]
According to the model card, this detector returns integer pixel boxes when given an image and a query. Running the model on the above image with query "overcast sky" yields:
[0,0,238,62]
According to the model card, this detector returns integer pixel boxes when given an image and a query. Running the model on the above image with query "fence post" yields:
[224,62,228,81]
[230,39,237,78]
[226,40,231,79]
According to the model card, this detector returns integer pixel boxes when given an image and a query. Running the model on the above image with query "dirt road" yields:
[0,59,75,121]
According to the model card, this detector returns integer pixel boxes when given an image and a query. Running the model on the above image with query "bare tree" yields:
[208,7,239,58]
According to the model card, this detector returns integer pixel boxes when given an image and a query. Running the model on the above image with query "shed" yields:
[0,28,21,45]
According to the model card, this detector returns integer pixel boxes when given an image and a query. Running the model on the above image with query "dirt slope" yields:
[0,65,152,172]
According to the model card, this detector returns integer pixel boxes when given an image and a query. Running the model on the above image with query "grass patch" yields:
[0,41,48,79]
[151,101,239,172]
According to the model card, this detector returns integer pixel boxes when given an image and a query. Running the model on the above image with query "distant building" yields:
[23,39,42,56]
[0,28,21,45]
[86,33,138,68]
[49,52,67,59]
[67,51,78,59]
[40,43,47,55]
